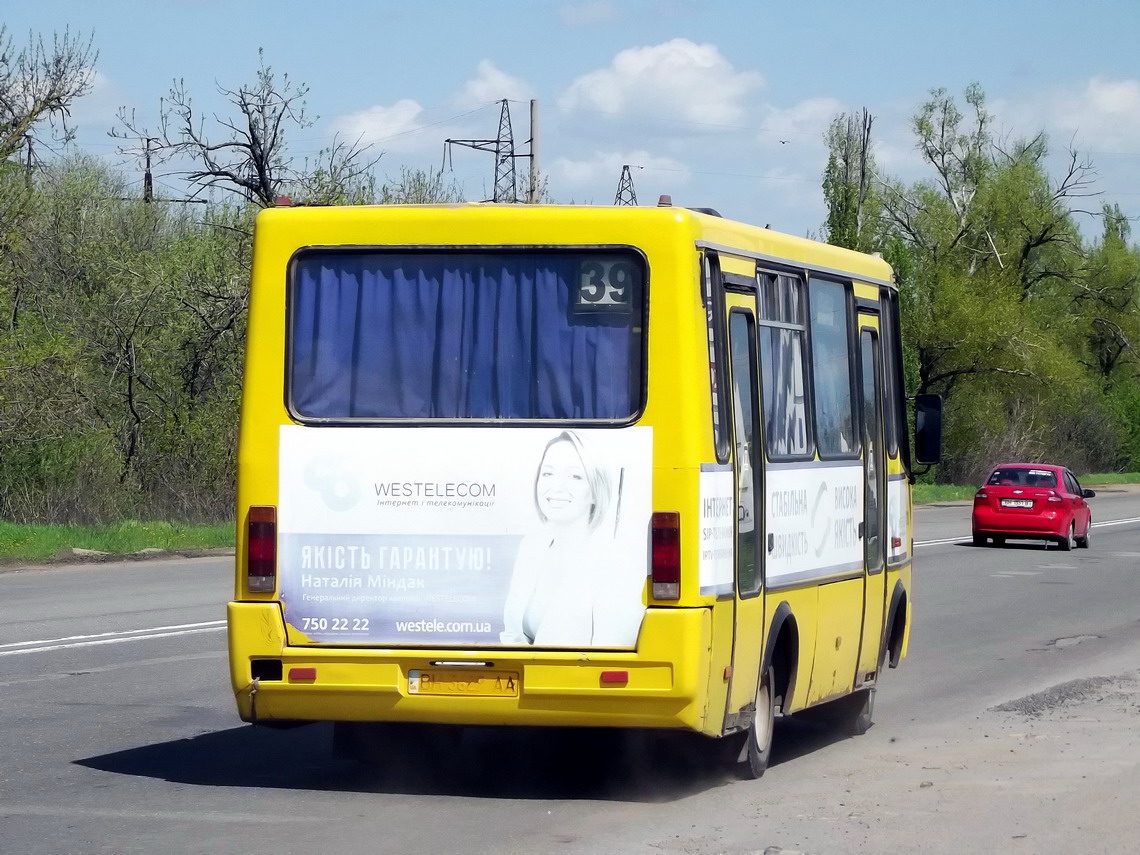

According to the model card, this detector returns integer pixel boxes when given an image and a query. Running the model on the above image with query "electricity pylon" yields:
[445,99,522,203]
[614,165,638,205]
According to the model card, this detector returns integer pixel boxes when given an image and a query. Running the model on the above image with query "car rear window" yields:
[287,249,646,421]
[987,467,1057,488]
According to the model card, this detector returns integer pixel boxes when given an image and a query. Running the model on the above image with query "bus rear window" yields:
[287,249,645,421]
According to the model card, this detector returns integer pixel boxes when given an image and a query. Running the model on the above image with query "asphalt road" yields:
[2,488,1139,855]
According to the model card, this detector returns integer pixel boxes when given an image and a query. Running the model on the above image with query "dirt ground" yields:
[682,672,1140,855]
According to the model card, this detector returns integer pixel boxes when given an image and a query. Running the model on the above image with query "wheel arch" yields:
[881,580,908,669]
[761,601,799,713]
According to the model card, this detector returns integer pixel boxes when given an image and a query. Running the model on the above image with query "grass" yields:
[0,520,234,563]
[1082,472,1140,485]
[911,484,979,504]
[913,472,1139,505]
[3,471,1137,559]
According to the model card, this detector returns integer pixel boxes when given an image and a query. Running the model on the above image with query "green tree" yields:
[379,166,465,204]
[820,84,1128,480]
[0,156,248,521]
[822,108,882,252]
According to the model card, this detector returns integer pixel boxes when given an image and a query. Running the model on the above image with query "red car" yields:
[971,464,1094,550]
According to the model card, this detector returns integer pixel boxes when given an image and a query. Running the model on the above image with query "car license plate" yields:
[1001,499,1033,508]
[407,669,519,697]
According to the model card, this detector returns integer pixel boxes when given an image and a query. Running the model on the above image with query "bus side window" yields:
[808,278,858,458]
[880,288,902,459]
[703,253,730,463]
[757,270,813,460]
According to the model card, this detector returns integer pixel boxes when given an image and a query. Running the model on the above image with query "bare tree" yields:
[0,26,96,161]
[116,51,379,207]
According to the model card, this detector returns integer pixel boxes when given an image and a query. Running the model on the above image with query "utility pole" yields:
[445,99,539,204]
[119,136,207,205]
[143,137,155,203]
[24,135,34,187]
[528,99,540,204]
[614,165,639,206]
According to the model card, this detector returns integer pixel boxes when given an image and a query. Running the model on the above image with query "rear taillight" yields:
[975,490,988,501]
[1047,492,1063,504]
[651,512,680,600]
[247,505,277,593]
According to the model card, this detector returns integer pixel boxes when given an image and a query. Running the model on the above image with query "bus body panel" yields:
[764,586,820,715]
[229,601,713,731]
[805,577,865,705]
[230,202,911,743]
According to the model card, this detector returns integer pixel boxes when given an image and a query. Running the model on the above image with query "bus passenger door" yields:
[855,321,888,685]
[724,298,766,725]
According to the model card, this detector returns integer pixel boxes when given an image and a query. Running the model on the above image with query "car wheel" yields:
[972,532,986,547]
[1076,519,1091,549]
[1057,522,1075,551]
[992,536,1005,547]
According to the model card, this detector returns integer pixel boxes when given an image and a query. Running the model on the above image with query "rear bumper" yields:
[972,509,1065,537]
[228,602,713,733]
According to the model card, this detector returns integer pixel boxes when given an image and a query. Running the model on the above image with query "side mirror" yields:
[1082,488,1096,499]
[914,394,943,465]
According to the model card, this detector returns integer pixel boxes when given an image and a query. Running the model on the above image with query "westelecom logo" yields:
[304,455,360,512]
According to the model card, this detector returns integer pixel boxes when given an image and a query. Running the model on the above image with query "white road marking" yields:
[915,516,1140,548]
[0,620,226,657]
[1090,516,1140,528]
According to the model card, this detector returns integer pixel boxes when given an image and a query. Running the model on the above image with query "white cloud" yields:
[334,99,426,150]
[1000,76,1140,153]
[552,150,689,188]
[68,70,128,138]
[758,96,845,147]
[559,1,619,26]
[455,60,534,107]
[559,39,763,126]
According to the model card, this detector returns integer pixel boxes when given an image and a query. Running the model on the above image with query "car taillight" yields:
[975,490,988,501]
[247,505,277,593]
[651,512,680,600]
[1047,492,1063,504]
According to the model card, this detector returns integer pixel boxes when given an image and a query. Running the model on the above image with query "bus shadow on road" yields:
[76,716,849,803]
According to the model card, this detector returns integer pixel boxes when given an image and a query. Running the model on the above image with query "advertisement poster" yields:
[278,425,652,649]
[764,461,864,586]
[698,465,734,597]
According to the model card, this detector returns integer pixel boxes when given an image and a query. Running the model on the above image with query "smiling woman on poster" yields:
[500,430,646,648]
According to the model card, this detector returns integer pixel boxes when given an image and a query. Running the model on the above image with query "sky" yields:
[8,0,1140,238]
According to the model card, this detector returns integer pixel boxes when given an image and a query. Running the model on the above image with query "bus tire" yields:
[741,665,775,779]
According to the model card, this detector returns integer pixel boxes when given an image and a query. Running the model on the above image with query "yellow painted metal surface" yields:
[230,202,909,735]
[805,578,865,704]
[229,601,711,730]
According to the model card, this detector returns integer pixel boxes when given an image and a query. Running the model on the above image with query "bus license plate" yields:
[408,669,519,697]
[1001,499,1033,508]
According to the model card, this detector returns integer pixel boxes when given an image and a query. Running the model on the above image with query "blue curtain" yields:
[289,252,640,420]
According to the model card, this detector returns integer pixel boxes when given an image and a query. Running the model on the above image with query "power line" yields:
[117,136,207,204]
[444,99,538,203]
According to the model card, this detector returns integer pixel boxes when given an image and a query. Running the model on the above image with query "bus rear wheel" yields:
[739,666,775,779]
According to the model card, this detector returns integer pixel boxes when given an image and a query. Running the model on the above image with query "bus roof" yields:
[255,202,895,288]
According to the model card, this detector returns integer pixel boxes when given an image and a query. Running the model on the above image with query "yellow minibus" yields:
[228,200,942,777]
